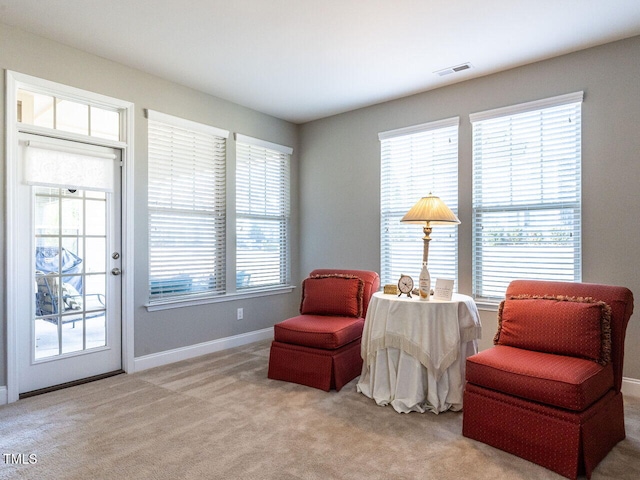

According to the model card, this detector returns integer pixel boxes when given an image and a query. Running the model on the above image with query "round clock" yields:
[397,274,414,298]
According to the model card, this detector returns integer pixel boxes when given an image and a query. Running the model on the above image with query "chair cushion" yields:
[274,314,365,349]
[309,269,380,318]
[494,295,612,365]
[466,345,614,411]
[300,274,364,318]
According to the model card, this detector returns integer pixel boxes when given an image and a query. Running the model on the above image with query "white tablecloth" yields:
[356,292,482,414]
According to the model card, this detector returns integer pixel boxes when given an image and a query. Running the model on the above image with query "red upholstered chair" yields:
[268,269,380,391]
[463,280,634,480]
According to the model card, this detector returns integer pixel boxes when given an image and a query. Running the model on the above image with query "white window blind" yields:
[471,92,583,301]
[235,134,291,290]
[379,117,459,288]
[147,110,228,301]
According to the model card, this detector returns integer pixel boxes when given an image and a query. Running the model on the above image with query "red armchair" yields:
[268,269,380,391]
[463,280,634,479]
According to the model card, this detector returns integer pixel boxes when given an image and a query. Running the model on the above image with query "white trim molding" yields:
[378,116,459,140]
[5,70,135,403]
[146,109,229,138]
[234,133,293,155]
[469,91,583,123]
[133,327,274,372]
[622,377,640,399]
[145,286,295,312]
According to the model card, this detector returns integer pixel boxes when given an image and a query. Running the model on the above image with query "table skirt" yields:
[357,339,477,413]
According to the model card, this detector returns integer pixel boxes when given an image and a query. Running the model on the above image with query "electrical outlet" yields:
[237,308,244,320]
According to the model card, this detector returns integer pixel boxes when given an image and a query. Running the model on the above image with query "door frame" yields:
[5,70,136,403]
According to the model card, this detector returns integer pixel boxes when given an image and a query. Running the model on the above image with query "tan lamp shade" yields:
[401,194,460,266]
[401,194,460,225]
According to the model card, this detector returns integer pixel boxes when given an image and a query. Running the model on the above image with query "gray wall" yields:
[2,22,640,387]
[299,35,640,380]
[0,23,301,385]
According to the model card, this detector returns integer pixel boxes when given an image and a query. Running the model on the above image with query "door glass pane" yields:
[86,190,106,200]
[36,237,59,252]
[84,238,106,273]
[84,274,106,313]
[87,314,107,349]
[61,315,85,354]
[34,318,59,360]
[34,187,109,360]
[35,194,59,235]
[85,199,106,236]
[61,237,83,265]
[61,193,83,235]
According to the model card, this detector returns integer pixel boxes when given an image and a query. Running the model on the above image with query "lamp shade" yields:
[401,194,460,225]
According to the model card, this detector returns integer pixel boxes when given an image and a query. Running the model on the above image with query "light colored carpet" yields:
[1,340,640,480]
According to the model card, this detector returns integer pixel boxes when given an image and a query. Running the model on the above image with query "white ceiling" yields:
[2,0,640,124]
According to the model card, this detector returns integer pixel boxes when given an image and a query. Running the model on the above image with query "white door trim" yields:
[4,70,135,403]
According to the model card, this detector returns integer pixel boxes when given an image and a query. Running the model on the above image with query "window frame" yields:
[235,133,293,293]
[470,92,583,306]
[379,117,460,289]
[145,121,295,312]
[146,110,229,306]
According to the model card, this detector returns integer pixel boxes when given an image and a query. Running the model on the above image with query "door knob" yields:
[111,268,122,276]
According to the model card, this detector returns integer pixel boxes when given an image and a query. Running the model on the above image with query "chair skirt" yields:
[462,383,626,480]
[268,339,362,392]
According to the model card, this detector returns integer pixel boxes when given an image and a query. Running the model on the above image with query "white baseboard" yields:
[133,327,274,373]
[0,386,7,406]
[622,377,640,398]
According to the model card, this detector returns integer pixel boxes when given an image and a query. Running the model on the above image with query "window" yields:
[235,134,292,290]
[379,118,459,287]
[147,110,228,301]
[17,89,120,141]
[471,92,583,302]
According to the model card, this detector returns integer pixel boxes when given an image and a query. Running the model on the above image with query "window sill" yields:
[145,285,296,312]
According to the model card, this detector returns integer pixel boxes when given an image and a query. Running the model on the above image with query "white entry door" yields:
[16,134,122,395]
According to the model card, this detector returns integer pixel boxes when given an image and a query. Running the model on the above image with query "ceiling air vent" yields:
[434,62,473,77]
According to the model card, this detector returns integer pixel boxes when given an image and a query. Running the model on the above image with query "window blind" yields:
[147,110,228,300]
[24,138,116,192]
[471,92,583,301]
[235,134,291,290]
[379,117,459,288]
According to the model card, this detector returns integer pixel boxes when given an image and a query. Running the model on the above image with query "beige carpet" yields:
[1,340,640,480]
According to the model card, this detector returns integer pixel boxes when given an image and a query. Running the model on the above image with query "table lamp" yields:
[400,193,460,267]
